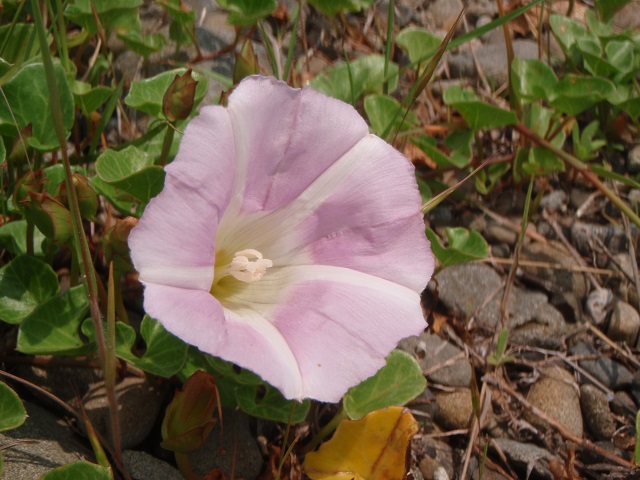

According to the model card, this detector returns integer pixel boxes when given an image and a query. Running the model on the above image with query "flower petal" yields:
[217,134,433,292]
[212,265,425,402]
[129,107,236,291]
[224,76,369,214]
[142,283,227,353]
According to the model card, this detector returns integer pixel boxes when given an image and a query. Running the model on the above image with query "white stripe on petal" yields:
[215,135,384,261]
[139,265,213,291]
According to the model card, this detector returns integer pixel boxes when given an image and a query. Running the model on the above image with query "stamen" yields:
[225,249,273,283]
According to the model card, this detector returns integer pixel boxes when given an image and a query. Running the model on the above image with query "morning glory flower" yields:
[129,76,434,402]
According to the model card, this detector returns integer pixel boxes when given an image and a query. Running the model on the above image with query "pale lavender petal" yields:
[225,76,369,214]
[218,134,433,291]
[129,107,235,290]
[212,265,425,402]
[142,283,227,353]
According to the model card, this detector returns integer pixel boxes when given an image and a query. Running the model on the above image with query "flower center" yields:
[216,249,273,283]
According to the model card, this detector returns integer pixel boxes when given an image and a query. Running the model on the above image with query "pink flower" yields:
[129,76,434,402]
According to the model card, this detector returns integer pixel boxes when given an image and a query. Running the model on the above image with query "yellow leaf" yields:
[304,406,418,480]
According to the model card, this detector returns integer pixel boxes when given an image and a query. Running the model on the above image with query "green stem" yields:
[105,263,122,457]
[53,0,70,72]
[301,408,347,455]
[382,0,394,95]
[514,123,640,229]
[158,124,175,166]
[26,220,34,257]
[30,0,125,472]
[0,0,26,58]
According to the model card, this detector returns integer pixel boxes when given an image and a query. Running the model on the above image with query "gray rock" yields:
[491,438,558,480]
[540,190,568,213]
[399,332,472,387]
[123,450,183,480]
[416,437,454,480]
[0,401,92,479]
[435,263,566,345]
[448,39,538,84]
[525,366,583,438]
[613,1,640,31]
[612,390,637,417]
[484,222,517,245]
[521,241,588,298]
[585,288,614,325]
[427,0,464,30]
[83,376,167,450]
[580,384,616,440]
[11,362,96,405]
[571,221,638,257]
[608,301,640,346]
[433,389,473,430]
[627,144,640,174]
[571,342,635,389]
[435,263,502,330]
[188,408,262,479]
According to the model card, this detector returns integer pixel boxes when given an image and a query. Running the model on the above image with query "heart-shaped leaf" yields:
[343,350,426,420]
[17,286,92,356]
[0,382,26,432]
[0,255,59,325]
[426,227,489,267]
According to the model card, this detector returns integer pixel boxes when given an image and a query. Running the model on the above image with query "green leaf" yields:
[308,0,374,16]
[0,23,40,66]
[90,176,142,217]
[364,94,417,137]
[426,227,489,267]
[343,350,426,420]
[124,68,208,118]
[95,146,166,203]
[117,31,165,57]
[0,220,47,257]
[84,315,188,377]
[487,327,515,366]
[17,285,92,356]
[517,147,565,178]
[235,384,310,423]
[511,58,557,103]
[0,255,59,325]
[549,14,594,66]
[475,162,510,195]
[443,86,517,130]
[445,130,473,168]
[216,0,277,25]
[395,28,442,65]
[411,136,462,168]
[64,0,143,34]
[0,61,74,151]
[549,75,616,116]
[310,55,399,103]
[0,382,26,432]
[40,461,113,480]
[70,81,114,115]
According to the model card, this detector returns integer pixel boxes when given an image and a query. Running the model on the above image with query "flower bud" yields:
[20,192,73,243]
[233,39,260,84]
[13,169,45,211]
[163,69,198,122]
[103,217,137,272]
[161,370,218,454]
[54,173,98,221]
